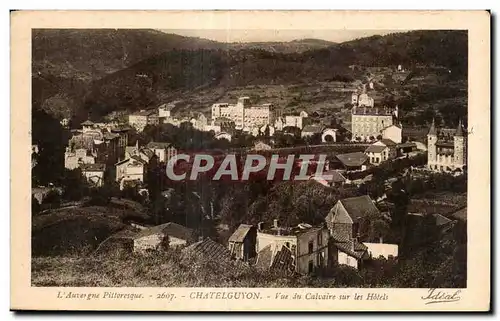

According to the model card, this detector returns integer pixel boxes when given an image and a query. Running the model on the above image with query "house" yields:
[158,103,175,119]
[255,220,330,275]
[301,125,324,138]
[133,222,195,253]
[335,152,369,171]
[128,110,158,132]
[365,139,397,165]
[228,224,257,261]
[427,119,467,173]
[64,147,96,170]
[381,124,402,143]
[80,163,106,187]
[146,142,177,163]
[115,156,147,188]
[325,195,396,268]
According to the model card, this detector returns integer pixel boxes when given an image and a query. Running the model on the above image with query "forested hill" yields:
[32,29,468,121]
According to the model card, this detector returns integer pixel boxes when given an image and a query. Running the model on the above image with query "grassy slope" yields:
[31,251,348,288]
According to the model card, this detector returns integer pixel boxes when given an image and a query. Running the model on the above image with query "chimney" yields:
[273,219,279,229]
[379,236,383,244]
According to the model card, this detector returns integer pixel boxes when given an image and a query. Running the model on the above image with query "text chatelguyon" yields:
[164,153,333,182]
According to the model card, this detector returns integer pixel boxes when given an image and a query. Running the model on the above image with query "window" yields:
[308,241,314,254]
[308,260,314,274]
[317,233,322,246]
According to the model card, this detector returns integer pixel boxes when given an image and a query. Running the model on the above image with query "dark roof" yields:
[380,138,397,146]
[182,238,232,263]
[228,224,253,243]
[320,170,346,183]
[433,214,453,226]
[146,141,172,149]
[450,207,467,222]
[130,155,148,165]
[135,222,194,241]
[336,152,369,167]
[80,163,106,172]
[302,125,324,134]
[340,195,380,221]
[270,245,295,274]
[365,145,388,153]
[331,234,367,260]
[255,245,295,275]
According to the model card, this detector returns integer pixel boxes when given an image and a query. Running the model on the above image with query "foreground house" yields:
[181,238,234,266]
[325,195,397,269]
[255,220,330,275]
[228,224,257,261]
[80,163,106,187]
[133,222,195,253]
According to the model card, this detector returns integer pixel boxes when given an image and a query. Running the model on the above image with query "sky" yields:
[160,29,406,43]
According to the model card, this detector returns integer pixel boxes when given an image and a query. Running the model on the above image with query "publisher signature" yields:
[421,288,462,305]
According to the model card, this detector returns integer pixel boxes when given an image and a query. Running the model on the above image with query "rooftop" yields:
[336,152,369,167]
[80,163,106,172]
[302,125,324,134]
[365,145,388,154]
[228,224,254,243]
[134,222,194,241]
[259,223,323,237]
[340,195,381,221]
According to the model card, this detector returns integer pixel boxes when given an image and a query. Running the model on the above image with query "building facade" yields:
[255,220,330,275]
[350,91,399,142]
[211,97,276,130]
[427,119,467,172]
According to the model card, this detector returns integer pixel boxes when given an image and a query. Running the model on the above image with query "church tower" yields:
[454,119,466,169]
[427,118,437,170]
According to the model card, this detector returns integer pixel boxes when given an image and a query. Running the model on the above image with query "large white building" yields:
[350,90,399,142]
[211,97,276,130]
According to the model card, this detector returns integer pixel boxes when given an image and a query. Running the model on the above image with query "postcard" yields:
[11,10,490,311]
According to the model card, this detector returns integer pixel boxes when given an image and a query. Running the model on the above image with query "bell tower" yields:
[454,119,466,169]
[427,118,437,170]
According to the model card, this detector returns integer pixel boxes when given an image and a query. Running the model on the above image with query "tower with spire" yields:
[453,119,466,168]
[427,118,437,170]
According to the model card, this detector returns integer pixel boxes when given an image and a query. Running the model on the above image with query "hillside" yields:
[32,30,468,122]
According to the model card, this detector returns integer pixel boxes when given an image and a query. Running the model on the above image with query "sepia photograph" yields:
[11,10,490,311]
